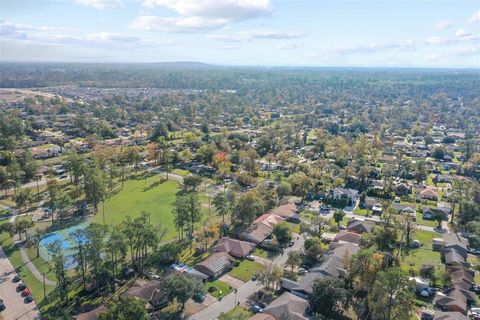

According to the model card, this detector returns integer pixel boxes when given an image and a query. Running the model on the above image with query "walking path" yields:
[19,246,56,286]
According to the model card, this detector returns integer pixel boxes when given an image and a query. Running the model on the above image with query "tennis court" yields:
[39,222,89,269]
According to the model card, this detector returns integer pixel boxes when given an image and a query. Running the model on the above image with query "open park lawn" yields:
[89,175,180,241]
[229,260,264,282]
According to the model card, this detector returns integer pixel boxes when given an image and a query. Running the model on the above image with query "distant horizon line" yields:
[0,60,479,70]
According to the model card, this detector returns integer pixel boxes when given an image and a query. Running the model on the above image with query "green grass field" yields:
[89,175,181,241]
[415,212,438,228]
[219,306,253,320]
[205,280,233,299]
[228,260,264,282]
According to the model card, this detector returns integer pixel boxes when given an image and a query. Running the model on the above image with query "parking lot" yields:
[0,247,40,320]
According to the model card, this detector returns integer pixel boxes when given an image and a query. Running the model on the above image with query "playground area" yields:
[39,223,88,269]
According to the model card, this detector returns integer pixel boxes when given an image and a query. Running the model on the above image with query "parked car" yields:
[468,248,480,255]
[193,292,206,303]
[250,305,263,314]
[12,275,20,283]
[412,240,421,248]
[471,285,480,294]
[17,283,27,291]
[24,296,33,304]
[0,299,5,311]
[288,240,294,247]
[22,288,31,297]
[145,271,160,280]
[245,255,255,261]
[420,312,433,320]
[298,267,308,275]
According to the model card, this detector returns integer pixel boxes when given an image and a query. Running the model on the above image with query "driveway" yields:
[0,247,40,320]
[218,274,245,289]
[188,280,261,320]
[272,233,305,267]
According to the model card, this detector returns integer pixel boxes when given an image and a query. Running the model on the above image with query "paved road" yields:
[188,280,261,320]
[0,247,40,320]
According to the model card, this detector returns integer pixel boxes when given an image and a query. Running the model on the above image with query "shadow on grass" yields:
[142,178,168,192]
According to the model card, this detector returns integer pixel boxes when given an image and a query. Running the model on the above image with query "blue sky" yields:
[1,0,479,67]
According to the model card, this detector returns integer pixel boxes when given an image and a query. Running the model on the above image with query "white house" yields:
[332,188,359,204]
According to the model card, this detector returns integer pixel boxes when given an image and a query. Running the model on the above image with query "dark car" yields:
[468,248,480,256]
[193,293,206,303]
[420,312,433,320]
[12,275,20,283]
[121,267,135,279]
[17,283,27,291]
[0,299,5,311]
[24,296,33,304]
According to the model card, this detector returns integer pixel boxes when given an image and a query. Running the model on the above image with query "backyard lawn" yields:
[205,280,234,299]
[415,212,439,228]
[229,260,264,282]
[89,175,181,241]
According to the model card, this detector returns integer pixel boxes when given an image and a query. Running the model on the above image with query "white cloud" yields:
[130,16,226,33]
[455,28,470,37]
[434,19,453,29]
[74,0,123,10]
[467,10,480,23]
[136,0,272,33]
[0,21,149,48]
[425,36,448,45]
[245,30,304,40]
[208,29,305,43]
[333,39,416,55]
[277,42,301,50]
[142,0,272,21]
[456,47,478,55]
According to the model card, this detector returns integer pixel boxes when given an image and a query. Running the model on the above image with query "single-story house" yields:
[442,248,469,267]
[434,174,452,184]
[194,252,236,278]
[443,233,469,257]
[263,292,309,320]
[253,213,285,228]
[390,203,416,217]
[333,230,361,244]
[268,203,297,220]
[249,314,275,320]
[418,188,439,201]
[434,288,476,314]
[75,305,108,320]
[122,278,169,310]
[240,222,274,244]
[212,237,256,258]
[347,219,375,234]
[434,311,469,320]
[423,207,448,221]
[288,242,359,296]
[395,183,411,196]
